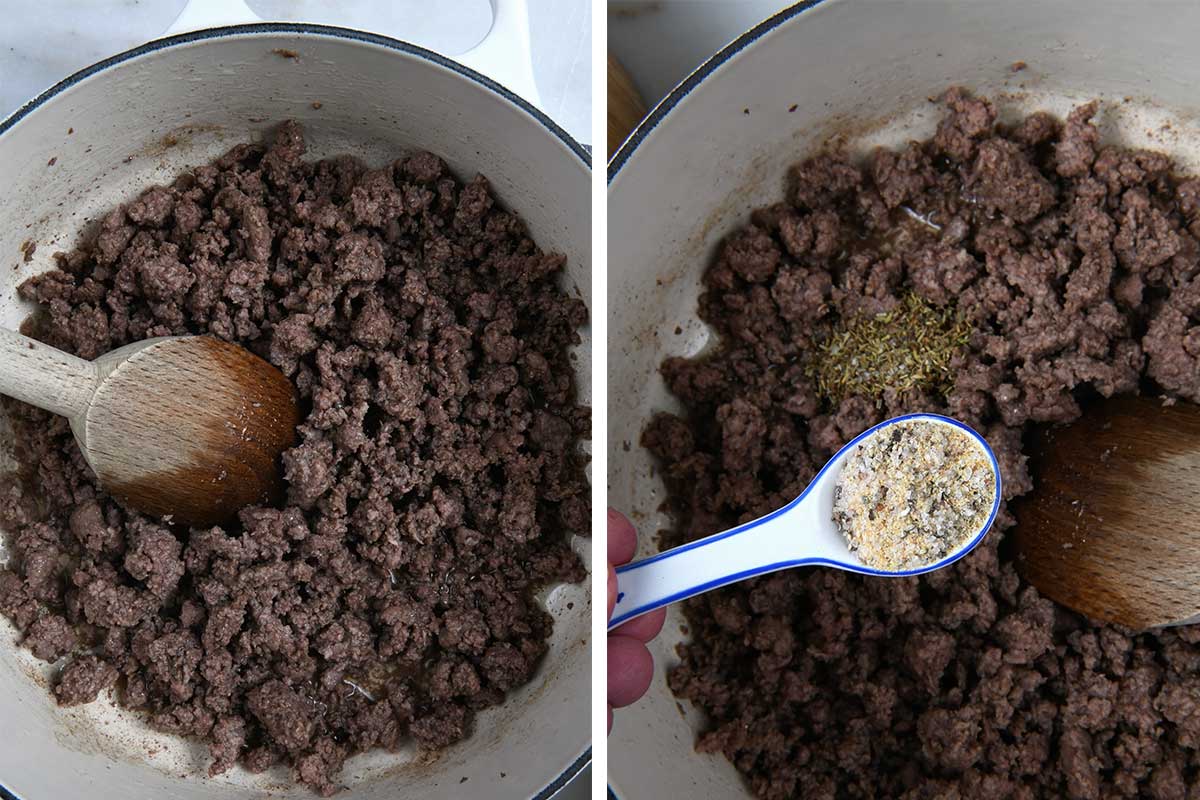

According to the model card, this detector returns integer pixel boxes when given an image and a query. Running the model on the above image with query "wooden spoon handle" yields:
[0,328,97,419]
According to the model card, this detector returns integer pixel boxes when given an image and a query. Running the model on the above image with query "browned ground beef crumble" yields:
[0,122,588,795]
[645,89,1200,799]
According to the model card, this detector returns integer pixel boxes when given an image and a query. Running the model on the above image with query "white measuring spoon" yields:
[610,413,1002,630]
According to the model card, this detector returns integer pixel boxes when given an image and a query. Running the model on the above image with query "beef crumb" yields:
[650,89,1200,799]
[0,121,588,794]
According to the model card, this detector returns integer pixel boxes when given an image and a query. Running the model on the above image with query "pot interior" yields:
[608,0,1200,796]
[0,28,590,800]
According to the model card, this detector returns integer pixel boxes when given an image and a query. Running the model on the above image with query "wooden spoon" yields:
[1013,394,1200,629]
[0,329,298,527]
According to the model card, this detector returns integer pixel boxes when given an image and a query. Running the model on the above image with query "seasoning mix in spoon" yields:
[833,419,996,571]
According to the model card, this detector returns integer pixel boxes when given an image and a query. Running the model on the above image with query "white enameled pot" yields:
[607,0,1200,796]
[0,2,591,799]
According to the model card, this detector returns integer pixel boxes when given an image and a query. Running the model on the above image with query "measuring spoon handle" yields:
[609,504,812,631]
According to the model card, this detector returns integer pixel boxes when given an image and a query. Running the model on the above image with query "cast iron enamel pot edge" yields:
[0,22,590,800]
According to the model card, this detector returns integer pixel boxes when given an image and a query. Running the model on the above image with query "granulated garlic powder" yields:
[832,419,994,571]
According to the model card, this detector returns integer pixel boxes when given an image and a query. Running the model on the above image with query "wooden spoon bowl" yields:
[0,329,298,527]
[86,336,299,526]
[1013,394,1200,629]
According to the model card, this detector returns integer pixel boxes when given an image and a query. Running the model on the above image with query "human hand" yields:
[607,508,667,733]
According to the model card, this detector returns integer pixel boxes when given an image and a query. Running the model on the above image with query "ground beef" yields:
[0,122,588,795]
[647,90,1200,798]
[55,654,119,706]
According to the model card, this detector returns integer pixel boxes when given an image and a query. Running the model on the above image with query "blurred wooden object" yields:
[1012,395,1200,629]
[608,53,647,158]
